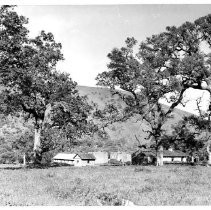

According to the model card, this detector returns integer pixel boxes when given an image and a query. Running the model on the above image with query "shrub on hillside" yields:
[108,159,123,166]
[41,151,55,165]
[125,161,131,165]
[0,151,16,164]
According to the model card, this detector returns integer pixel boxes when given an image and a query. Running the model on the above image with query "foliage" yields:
[0,151,16,164]
[97,192,122,205]
[161,119,205,156]
[0,6,94,163]
[0,114,33,164]
[96,14,211,161]
[108,159,124,166]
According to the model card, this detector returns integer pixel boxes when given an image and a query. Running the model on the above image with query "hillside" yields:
[0,85,192,155]
[77,86,192,152]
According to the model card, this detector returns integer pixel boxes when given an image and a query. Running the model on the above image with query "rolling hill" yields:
[0,85,192,154]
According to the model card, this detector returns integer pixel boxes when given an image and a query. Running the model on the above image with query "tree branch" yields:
[165,88,186,116]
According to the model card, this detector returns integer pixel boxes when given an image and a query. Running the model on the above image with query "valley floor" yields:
[0,165,211,205]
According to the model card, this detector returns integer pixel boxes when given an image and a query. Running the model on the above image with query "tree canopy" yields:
[96,14,211,165]
[0,6,94,164]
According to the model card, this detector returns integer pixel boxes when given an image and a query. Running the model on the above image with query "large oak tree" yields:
[96,14,211,166]
[0,6,93,164]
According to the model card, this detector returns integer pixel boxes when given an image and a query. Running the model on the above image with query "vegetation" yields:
[162,97,211,164]
[0,6,94,164]
[0,86,190,164]
[0,165,211,205]
[96,14,211,166]
[78,86,191,152]
[1,5,210,166]
[161,118,205,160]
[1,5,211,206]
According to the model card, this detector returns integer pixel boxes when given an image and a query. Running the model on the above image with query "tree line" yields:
[96,13,211,166]
[1,5,211,166]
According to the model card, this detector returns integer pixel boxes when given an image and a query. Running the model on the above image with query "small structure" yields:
[88,151,108,165]
[53,153,76,165]
[74,153,96,167]
[109,152,132,163]
[132,148,188,165]
[163,149,188,163]
[132,149,156,165]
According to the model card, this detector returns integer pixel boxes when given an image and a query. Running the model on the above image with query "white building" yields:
[52,153,96,167]
[53,153,76,165]
[162,149,188,163]
[73,153,96,167]
[132,148,188,165]
[88,152,108,164]
[110,152,132,163]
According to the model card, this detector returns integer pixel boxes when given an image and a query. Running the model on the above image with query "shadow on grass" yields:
[0,162,71,170]
[134,167,152,173]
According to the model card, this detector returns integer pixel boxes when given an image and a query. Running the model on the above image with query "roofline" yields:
[53,153,77,160]
[135,149,188,156]
[75,154,96,160]
[53,158,74,160]
[163,155,188,157]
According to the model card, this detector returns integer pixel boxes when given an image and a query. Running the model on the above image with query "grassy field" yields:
[0,165,211,206]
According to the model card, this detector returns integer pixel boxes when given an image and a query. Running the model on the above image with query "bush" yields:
[108,159,123,166]
[0,151,16,164]
[97,192,122,206]
[41,151,54,165]
[134,167,152,173]
[51,162,71,167]
[125,161,131,165]
[17,153,24,164]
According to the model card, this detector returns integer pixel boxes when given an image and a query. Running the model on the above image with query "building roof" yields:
[77,153,96,160]
[53,153,76,160]
[163,150,188,157]
[135,149,188,157]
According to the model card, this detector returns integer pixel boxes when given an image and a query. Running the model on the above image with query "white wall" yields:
[163,157,172,162]
[85,160,95,166]
[73,156,95,166]
[74,156,84,167]
[89,152,108,164]
[163,157,187,162]
[110,152,131,163]
[53,159,74,165]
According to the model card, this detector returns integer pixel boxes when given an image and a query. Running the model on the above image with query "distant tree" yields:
[0,6,94,164]
[177,98,211,165]
[161,119,205,161]
[96,14,211,166]
[12,129,34,164]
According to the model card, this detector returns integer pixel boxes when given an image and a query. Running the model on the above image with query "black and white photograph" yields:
[0,0,211,206]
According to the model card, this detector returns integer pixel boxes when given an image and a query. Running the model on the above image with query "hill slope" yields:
[77,86,191,152]
[0,85,192,154]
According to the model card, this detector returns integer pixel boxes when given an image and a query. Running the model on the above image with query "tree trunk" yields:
[23,153,26,166]
[33,127,42,165]
[191,156,194,163]
[207,143,211,166]
[156,145,163,166]
[32,106,52,165]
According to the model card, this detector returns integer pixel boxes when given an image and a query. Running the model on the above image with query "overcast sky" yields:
[15,4,211,114]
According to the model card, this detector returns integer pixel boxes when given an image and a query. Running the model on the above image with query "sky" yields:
[14,4,211,114]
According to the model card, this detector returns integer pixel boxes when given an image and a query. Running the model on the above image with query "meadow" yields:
[0,165,211,206]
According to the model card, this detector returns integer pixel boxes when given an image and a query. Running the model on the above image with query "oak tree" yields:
[0,6,93,164]
[96,14,211,166]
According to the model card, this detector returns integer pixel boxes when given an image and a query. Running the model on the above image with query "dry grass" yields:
[0,165,211,205]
